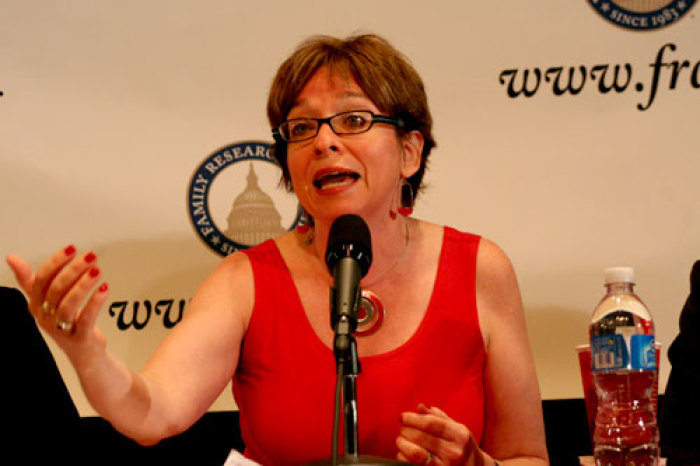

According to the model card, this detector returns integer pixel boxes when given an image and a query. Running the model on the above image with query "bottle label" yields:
[591,334,628,371]
[630,334,657,370]
[591,334,656,371]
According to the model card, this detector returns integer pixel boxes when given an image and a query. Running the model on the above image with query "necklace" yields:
[356,221,410,336]
[360,220,410,288]
[300,220,410,336]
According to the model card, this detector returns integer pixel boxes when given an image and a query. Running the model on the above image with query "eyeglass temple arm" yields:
[372,115,405,128]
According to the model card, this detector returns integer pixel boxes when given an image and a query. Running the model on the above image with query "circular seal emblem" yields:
[187,141,303,256]
[588,0,696,30]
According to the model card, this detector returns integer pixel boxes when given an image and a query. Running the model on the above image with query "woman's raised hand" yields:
[397,403,487,466]
[6,245,110,366]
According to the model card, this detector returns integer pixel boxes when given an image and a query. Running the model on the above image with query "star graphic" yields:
[211,235,221,245]
[678,1,687,10]
[601,2,610,12]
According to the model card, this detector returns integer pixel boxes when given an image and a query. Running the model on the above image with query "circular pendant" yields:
[357,289,384,336]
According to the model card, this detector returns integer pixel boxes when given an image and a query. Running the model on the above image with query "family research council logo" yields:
[588,0,696,30]
[187,141,303,256]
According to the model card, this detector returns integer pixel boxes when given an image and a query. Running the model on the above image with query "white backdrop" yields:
[1,1,698,416]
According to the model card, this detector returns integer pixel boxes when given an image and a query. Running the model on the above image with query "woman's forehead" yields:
[290,67,374,112]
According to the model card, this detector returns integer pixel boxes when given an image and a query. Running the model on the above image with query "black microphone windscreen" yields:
[325,214,372,277]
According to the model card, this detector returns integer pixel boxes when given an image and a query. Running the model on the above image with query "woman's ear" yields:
[400,130,424,178]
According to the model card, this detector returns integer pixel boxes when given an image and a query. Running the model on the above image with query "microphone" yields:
[325,214,372,360]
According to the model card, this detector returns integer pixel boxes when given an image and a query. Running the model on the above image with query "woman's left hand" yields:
[396,403,486,466]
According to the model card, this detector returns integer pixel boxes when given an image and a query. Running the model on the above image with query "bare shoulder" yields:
[476,237,516,282]
[475,237,525,345]
[217,247,254,277]
[201,249,253,295]
[185,249,255,329]
[476,237,521,302]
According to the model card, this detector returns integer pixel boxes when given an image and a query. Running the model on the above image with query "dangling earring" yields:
[295,208,315,244]
[296,208,311,234]
[398,179,414,216]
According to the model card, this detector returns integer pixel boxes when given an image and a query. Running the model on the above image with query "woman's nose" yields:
[313,122,340,156]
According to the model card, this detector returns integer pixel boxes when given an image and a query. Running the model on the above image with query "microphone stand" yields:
[322,301,407,465]
[332,301,361,462]
[342,335,360,457]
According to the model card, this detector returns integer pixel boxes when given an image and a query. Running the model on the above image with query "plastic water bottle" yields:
[589,266,659,466]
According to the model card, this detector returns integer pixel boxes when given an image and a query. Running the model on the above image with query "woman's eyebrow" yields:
[291,91,371,110]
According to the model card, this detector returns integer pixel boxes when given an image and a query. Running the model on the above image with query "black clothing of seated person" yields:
[3,286,80,462]
[660,260,700,466]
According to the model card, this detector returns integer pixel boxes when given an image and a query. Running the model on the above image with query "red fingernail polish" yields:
[64,245,76,256]
[98,283,109,293]
[89,266,100,278]
[85,252,97,263]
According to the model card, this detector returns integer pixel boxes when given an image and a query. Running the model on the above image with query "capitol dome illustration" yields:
[224,163,286,246]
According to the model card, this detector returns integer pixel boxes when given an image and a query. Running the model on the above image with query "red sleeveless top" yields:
[233,227,485,464]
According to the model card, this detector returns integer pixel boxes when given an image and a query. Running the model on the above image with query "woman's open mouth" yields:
[312,170,360,191]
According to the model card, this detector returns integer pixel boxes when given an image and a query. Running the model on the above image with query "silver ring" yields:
[56,318,74,333]
[42,301,55,315]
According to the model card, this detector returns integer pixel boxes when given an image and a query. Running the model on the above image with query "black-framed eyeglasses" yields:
[272,110,405,143]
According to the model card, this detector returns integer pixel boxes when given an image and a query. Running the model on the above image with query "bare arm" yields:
[477,238,548,465]
[7,247,253,445]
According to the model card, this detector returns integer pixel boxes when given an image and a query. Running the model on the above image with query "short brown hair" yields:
[267,34,435,198]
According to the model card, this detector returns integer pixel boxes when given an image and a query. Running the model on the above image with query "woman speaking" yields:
[7,34,548,465]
